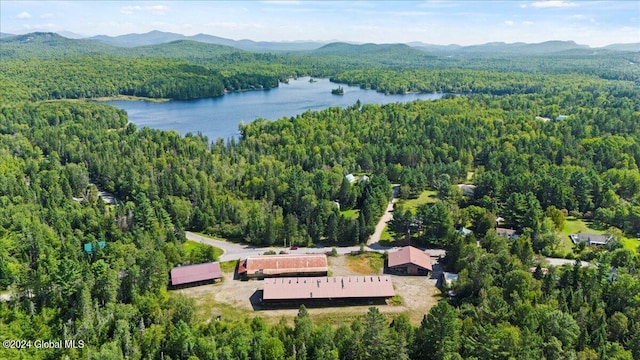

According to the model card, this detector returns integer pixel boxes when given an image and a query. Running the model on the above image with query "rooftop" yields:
[570,233,612,245]
[387,246,432,271]
[496,227,517,237]
[457,184,476,196]
[238,254,328,275]
[170,262,222,286]
[442,272,459,287]
[262,275,395,301]
[83,241,106,254]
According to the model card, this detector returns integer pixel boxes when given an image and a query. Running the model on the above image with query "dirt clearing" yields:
[176,254,442,326]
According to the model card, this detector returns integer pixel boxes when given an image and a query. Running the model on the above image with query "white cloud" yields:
[530,1,577,9]
[120,5,168,16]
[120,6,141,15]
[523,21,535,25]
[40,13,55,19]
[17,11,32,19]
[504,20,514,26]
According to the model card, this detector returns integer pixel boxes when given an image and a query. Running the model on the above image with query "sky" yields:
[1,1,638,47]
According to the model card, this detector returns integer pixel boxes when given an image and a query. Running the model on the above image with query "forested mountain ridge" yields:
[4,32,638,84]
[90,30,328,52]
[1,30,640,359]
[6,30,636,54]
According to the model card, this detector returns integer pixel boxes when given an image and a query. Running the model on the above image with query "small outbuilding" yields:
[496,227,518,238]
[83,241,106,255]
[457,184,476,197]
[456,227,473,237]
[387,246,433,276]
[442,272,459,287]
[170,262,222,288]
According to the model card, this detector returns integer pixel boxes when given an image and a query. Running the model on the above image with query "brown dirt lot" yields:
[175,254,442,326]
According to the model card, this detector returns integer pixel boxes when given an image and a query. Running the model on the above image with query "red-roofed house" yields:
[170,262,222,288]
[387,246,433,276]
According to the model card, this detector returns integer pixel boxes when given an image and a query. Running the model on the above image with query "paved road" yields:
[185,231,445,261]
[186,232,369,261]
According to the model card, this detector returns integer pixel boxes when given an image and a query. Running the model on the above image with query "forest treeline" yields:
[0,57,286,101]
[1,33,640,359]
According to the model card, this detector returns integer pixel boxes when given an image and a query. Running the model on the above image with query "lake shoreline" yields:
[105,77,445,141]
[92,95,171,103]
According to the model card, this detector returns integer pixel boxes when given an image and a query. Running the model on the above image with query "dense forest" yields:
[0,32,639,359]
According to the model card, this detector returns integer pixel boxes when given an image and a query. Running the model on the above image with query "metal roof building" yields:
[387,246,433,275]
[170,262,222,287]
[262,275,395,301]
[238,254,328,279]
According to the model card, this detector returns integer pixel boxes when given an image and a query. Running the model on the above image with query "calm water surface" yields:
[105,77,444,141]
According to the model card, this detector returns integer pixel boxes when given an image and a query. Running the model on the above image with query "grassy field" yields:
[340,209,359,219]
[184,240,224,260]
[396,190,438,212]
[558,217,638,254]
[557,217,605,253]
[220,260,238,272]
[380,225,393,241]
[345,252,385,274]
[466,171,475,182]
[621,238,640,253]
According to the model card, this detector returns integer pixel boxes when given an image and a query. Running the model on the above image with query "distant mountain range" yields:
[88,30,328,52]
[84,30,640,54]
[1,30,638,55]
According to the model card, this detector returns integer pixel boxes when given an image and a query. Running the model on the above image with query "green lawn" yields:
[621,238,640,253]
[184,240,224,260]
[558,217,605,254]
[341,209,359,220]
[561,217,606,237]
[396,190,437,211]
[558,217,638,254]
[466,171,475,182]
[346,252,385,274]
[183,240,199,254]
[220,260,238,273]
[380,225,393,241]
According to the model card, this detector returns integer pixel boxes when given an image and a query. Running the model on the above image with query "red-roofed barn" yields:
[238,254,328,280]
[170,262,222,288]
[262,276,395,303]
[387,246,432,276]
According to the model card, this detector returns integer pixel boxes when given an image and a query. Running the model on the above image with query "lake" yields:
[105,77,444,141]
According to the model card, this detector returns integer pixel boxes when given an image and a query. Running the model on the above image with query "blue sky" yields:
[1,1,638,46]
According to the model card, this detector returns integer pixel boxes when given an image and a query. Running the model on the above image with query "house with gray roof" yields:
[570,233,613,246]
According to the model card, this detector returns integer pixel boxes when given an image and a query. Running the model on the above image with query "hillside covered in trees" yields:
[0,32,639,359]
